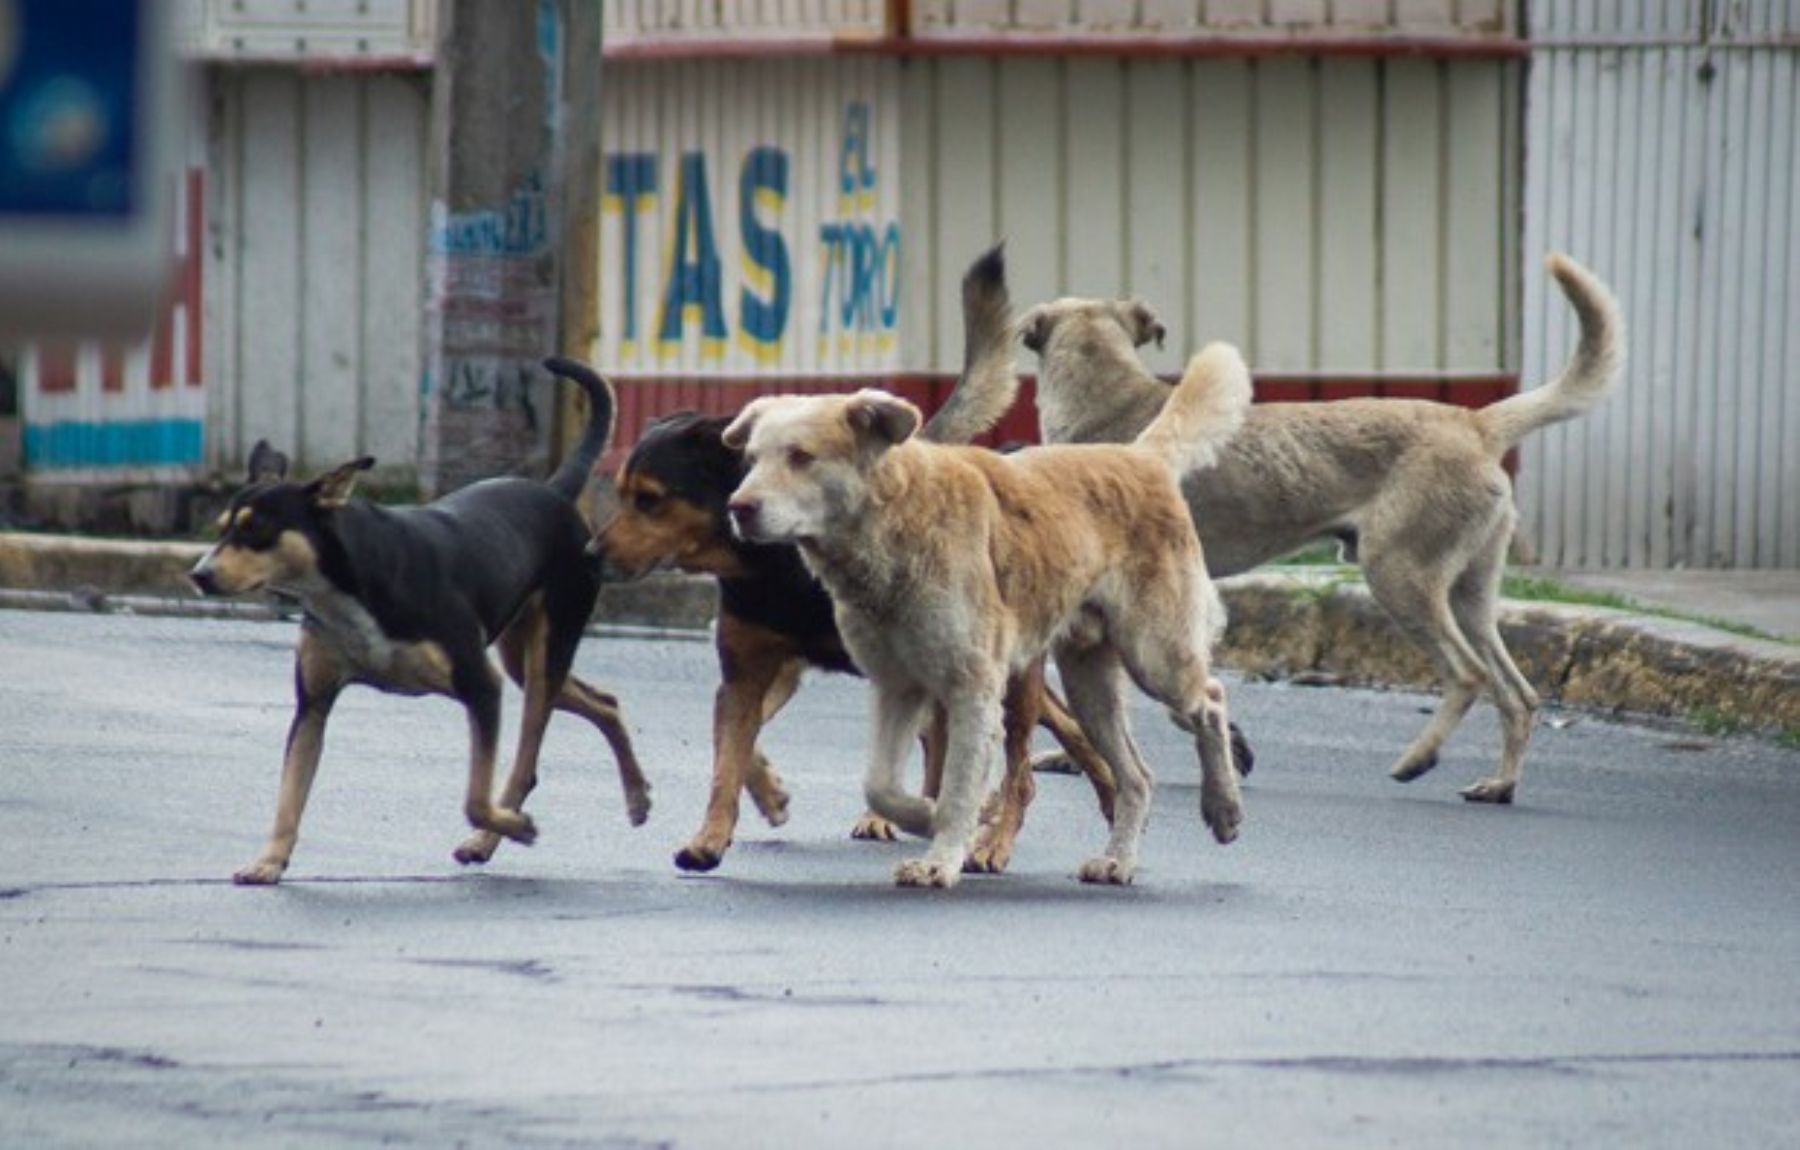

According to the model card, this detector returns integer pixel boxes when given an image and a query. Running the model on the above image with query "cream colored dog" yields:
[999,254,1623,804]
[720,344,1253,888]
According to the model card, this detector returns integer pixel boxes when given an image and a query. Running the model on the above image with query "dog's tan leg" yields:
[746,656,802,829]
[895,678,1000,890]
[555,676,652,825]
[455,609,557,864]
[458,652,535,844]
[236,631,346,885]
[1451,525,1539,804]
[1365,555,1493,789]
[865,683,935,847]
[676,619,790,872]
[967,666,1045,874]
[852,703,941,843]
[1037,683,1117,825]
[1053,642,1155,886]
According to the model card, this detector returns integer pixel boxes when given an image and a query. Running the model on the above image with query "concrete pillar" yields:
[420,0,590,496]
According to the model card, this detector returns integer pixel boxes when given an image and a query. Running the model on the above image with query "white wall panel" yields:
[208,69,428,478]
[1519,0,1800,569]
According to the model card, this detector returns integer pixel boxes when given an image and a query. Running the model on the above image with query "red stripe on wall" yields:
[185,168,204,386]
[38,345,78,393]
[101,348,126,392]
[601,373,1517,474]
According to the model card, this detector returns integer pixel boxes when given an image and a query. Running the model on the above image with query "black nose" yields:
[190,568,219,596]
[727,498,759,536]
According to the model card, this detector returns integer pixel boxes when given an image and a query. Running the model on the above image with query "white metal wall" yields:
[206,68,430,480]
[1519,0,1800,569]
[598,57,904,377]
[899,55,1520,379]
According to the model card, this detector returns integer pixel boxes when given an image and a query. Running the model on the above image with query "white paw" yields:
[894,857,962,889]
[1077,856,1134,886]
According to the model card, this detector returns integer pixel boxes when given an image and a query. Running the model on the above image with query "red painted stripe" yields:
[185,169,204,386]
[604,33,1527,62]
[101,348,126,393]
[38,345,78,393]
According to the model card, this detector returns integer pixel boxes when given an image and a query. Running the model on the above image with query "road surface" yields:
[2,609,1797,1147]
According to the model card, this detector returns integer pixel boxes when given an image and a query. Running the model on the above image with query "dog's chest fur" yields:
[284,576,454,695]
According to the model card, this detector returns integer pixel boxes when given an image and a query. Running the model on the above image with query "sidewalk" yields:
[1,531,1796,736]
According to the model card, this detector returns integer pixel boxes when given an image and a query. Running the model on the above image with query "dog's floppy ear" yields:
[1125,299,1166,350]
[246,439,290,484]
[844,389,921,448]
[720,398,772,452]
[305,456,376,509]
[1018,305,1054,355]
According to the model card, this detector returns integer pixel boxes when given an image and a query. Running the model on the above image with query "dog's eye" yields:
[632,490,663,515]
[786,448,814,470]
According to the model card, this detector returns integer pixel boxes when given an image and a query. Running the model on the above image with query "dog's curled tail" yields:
[1477,253,1623,451]
[1134,341,1253,475]
[919,243,1019,445]
[542,356,618,501]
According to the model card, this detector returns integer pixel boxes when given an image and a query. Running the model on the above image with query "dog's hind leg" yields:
[1035,683,1117,823]
[554,676,651,825]
[236,630,346,885]
[745,656,803,830]
[1451,519,1539,805]
[1055,642,1156,885]
[966,664,1046,874]
[1363,550,1490,787]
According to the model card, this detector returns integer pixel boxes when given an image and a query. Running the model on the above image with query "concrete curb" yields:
[3,531,1795,736]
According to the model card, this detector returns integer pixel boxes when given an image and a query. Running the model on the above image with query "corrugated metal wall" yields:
[599,57,903,378]
[898,54,1520,382]
[1519,0,1800,569]
[205,68,430,481]
[598,54,1519,385]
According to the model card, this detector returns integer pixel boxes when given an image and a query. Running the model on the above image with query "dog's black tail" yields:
[541,356,618,502]
[919,243,1019,445]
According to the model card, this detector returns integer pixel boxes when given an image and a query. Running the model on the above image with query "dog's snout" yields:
[189,566,220,596]
[726,497,760,536]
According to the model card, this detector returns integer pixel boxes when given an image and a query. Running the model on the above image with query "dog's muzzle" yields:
[726,498,762,541]
[189,565,221,597]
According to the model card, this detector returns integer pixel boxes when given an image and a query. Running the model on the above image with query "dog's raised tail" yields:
[542,356,618,501]
[919,243,1019,445]
[1134,341,1253,475]
[1477,253,1623,451]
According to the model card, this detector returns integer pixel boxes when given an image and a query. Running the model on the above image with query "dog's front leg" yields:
[967,669,1044,874]
[864,684,934,844]
[236,635,344,885]
[675,666,782,872]
[895,685,999,890]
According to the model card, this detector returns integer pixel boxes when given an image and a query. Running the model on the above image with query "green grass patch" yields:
[1776,727,1800,752]
[1689,707,1749,738]
[1500,573,1788,645]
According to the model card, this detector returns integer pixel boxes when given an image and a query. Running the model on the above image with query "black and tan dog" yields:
[593,248,1117,874]
[191,357,649,884]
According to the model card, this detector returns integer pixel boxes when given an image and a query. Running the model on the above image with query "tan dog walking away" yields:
[996,254,1623,804]
[719,343,1254,888]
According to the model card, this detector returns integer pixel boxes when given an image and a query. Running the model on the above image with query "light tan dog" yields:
[996,254,1623,804]
[719,343,1254,888]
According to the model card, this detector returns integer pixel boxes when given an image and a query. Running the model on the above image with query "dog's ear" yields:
[1018,305,1053,355]
[844,390,921,449]
[305,456,376,509]
[1125,299,1166,350]
[720,399,771,452]
[246,439,290,484]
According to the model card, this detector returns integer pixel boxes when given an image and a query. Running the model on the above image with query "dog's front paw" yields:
[1077,856,1134,886]
[233,858,287,886]
[1201,787,1242,845]
[674,837,728,872]
[749,779,790,829]
[453,830,500,865]
[1460,777,1516,805]
[850,812,899,841]
[964,827,1014,874]
[894,857,961,889]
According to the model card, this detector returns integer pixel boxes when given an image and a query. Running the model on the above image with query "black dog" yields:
[191,357,648,884]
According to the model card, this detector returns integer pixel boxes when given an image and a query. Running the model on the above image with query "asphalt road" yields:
[2,609,1797,1148]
